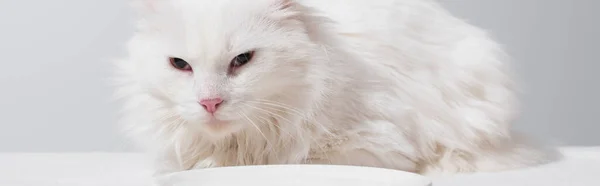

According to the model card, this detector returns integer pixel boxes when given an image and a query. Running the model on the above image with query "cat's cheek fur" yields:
[114,0,558,175]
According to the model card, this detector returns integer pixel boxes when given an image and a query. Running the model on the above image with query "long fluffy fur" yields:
[114,0,555,176]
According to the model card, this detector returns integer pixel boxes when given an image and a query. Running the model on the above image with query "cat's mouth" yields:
[201,118,237,134]
[206,118,229,126]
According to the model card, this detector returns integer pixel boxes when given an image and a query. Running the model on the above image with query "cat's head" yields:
[117,0,331,139]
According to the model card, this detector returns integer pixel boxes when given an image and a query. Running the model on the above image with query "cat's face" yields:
[122,0,324,138]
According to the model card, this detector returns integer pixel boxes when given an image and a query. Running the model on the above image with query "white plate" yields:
[155,165,431,186]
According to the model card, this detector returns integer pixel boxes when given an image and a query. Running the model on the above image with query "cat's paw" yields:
[192,158,218,169]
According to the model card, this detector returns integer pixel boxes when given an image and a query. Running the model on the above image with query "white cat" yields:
[114,0,554,175]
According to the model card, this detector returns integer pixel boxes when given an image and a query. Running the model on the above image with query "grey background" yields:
[0,0,597,152]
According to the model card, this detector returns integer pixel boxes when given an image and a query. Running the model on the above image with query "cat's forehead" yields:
[166,0,264,31]
[170,0,275,19]
[159,0,278,60]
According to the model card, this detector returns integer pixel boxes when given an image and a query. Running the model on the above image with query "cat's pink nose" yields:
[199,97,223,114]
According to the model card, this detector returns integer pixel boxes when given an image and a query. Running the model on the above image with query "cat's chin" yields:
[197,119,244,139]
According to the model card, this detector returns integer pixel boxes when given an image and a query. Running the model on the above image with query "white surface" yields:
[0,153,153,186]
[157,165,430,186]
[0,147,598,186]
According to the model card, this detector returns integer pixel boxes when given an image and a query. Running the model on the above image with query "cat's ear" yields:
[131,0,161,14]
[267,0,302,19]
[267,0,331,42]
[273,0,294,11]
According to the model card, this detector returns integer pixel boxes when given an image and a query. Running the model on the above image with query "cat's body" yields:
[115,0,551,175]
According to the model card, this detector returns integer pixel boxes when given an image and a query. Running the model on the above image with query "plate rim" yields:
[156,164,431,186]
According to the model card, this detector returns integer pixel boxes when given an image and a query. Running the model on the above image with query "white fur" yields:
[114,0,553,176]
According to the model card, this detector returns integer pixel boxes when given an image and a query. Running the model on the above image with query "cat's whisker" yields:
[253,114,303,163]
[250,99,306,117]
[246,100,311,126]
[246,101,333,145]
[238,110,273,152]
[242,101,332,163]
[247,100,334,137]
[240,102,307,144]
[237,103,289,163]
[246,112,284,162]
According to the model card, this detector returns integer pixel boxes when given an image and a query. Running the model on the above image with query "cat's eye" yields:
[169,57,192,71]
[230,51,254,69]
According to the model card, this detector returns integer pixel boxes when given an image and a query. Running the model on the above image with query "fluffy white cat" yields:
[114,0,554,175]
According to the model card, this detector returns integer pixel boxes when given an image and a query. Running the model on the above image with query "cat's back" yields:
[298,0,402,33]
[298,0,465,38]
[298,0,486,69]
[299,0,512,123]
